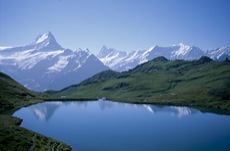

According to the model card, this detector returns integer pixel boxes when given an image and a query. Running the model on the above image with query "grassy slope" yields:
[55,57,230,114]
[0,72,71,151]
[0,72,40,112]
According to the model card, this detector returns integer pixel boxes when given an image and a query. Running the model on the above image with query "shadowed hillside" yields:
[0,72,41,112]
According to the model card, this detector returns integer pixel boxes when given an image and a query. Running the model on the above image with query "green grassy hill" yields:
[55,56,230,113]
[0,72,71,151]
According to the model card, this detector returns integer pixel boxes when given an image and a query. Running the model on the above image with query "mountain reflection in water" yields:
[29,100,197,121]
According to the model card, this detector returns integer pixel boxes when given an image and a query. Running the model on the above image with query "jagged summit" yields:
[74,48,90,53]
[31,32,62,51]
[32,32,56,44]
[97,45,119,58]
[101,45,108,51]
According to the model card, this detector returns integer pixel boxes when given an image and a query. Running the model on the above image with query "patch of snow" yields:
[17,50,64,70]
[35,33,49,44]
[0,46,13,50]
[48,55,69,72]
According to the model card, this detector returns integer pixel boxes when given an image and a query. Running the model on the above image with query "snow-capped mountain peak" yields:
[33,32,54,44]
[172,43,192,55]
[0,32,109,91]
[30,32,62,51]
[97,45,119,58]
[206,46,230,61]
[101,45,108,51]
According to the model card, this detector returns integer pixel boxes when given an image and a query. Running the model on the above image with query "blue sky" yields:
[0,0,230,54]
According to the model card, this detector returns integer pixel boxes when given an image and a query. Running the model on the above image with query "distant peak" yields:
[97,45,118,58]
[74,48,91,54]
[100,45,116,52]
[101,45,108,50]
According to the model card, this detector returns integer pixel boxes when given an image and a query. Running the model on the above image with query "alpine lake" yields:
[13,100,230,151]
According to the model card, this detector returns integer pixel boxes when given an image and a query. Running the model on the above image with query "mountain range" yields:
[0,32,108,91]
[0,32,229,91]
[97,44,230,71]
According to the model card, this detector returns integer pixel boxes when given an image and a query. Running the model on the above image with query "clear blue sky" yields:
[0,0,230,54]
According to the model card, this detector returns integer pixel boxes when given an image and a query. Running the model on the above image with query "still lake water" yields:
[13,100,230,151]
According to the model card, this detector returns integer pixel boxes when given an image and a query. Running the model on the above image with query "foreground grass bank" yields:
[0,72,71,151]
[0,115,71,151]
